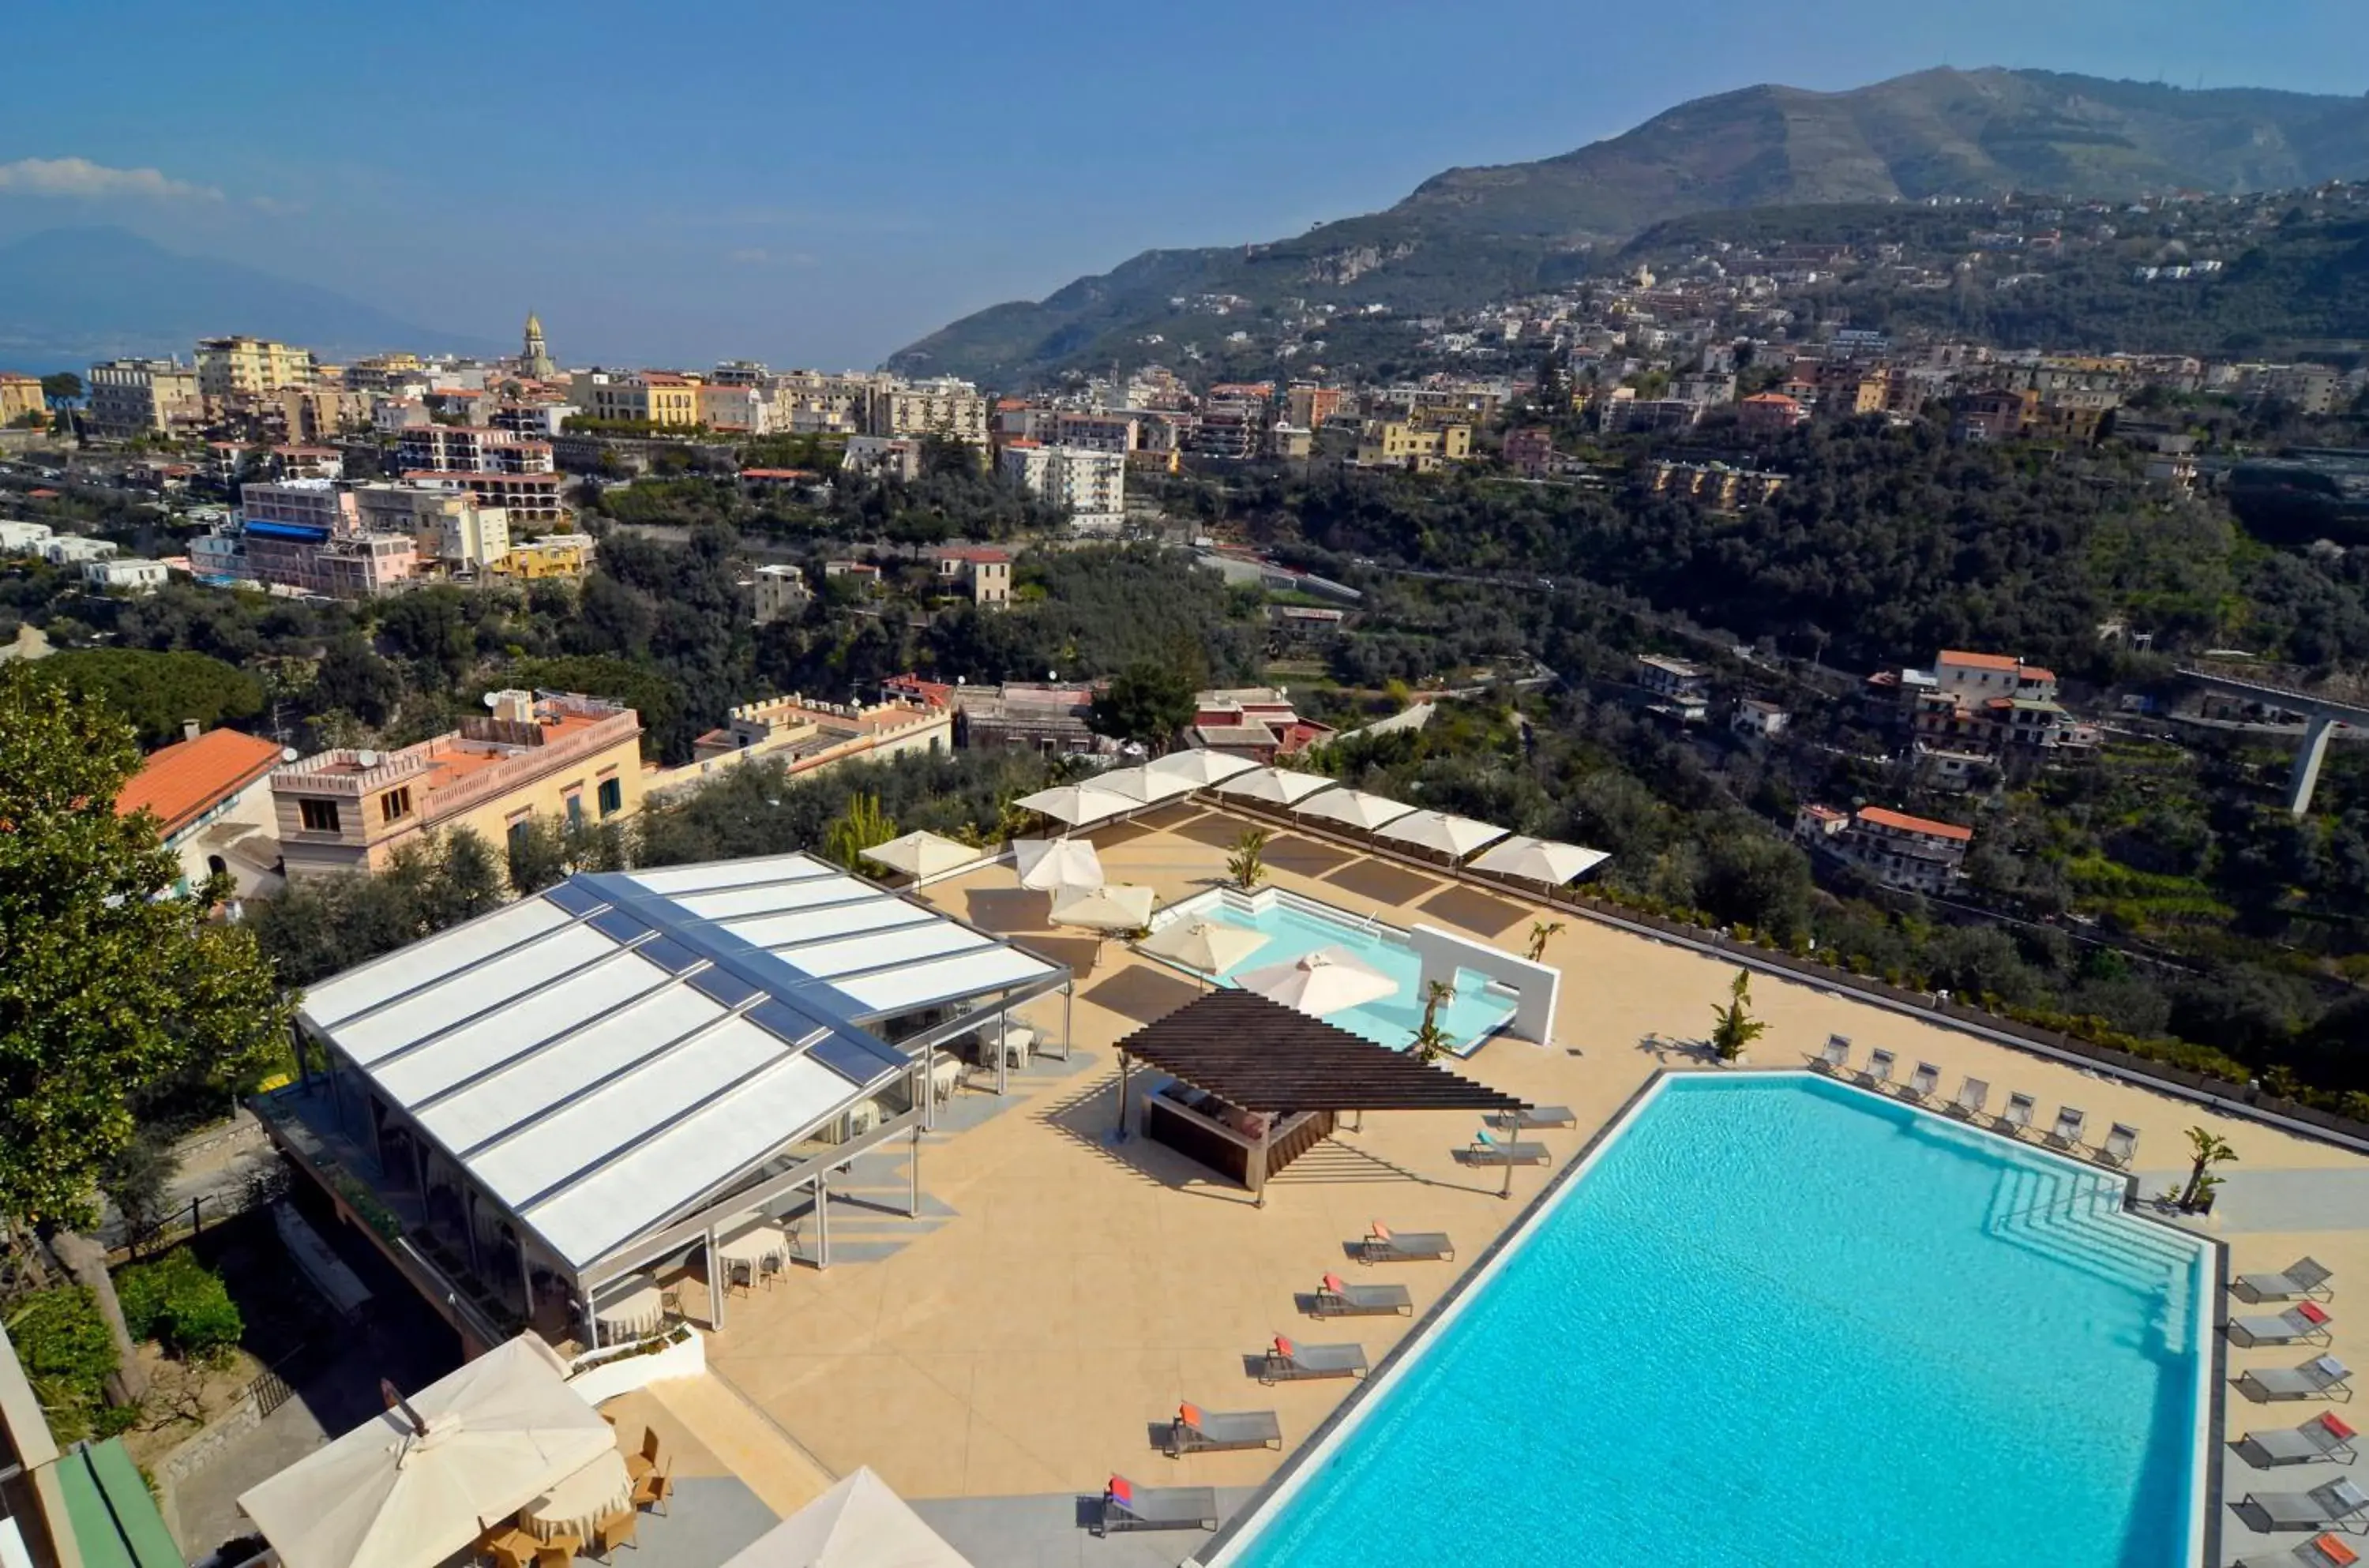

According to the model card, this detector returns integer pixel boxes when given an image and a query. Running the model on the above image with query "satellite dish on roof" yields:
[483,691,501,707]
[356,748,380,767]
[280,747,298,762]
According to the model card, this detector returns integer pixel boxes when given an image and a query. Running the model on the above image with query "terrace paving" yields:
[685,801,2369,1566]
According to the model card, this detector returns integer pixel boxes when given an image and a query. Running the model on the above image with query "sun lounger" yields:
[1096,1474,1219,1536]
[1359,1222,1453,1263]
[2232,1303,2335,1348]
[1815,1034,1852,1074]
[2237,1258,2336,1303]
[1261,1335,1368,1382]
[1858,1048,1896,1090]
[2239,1476,2369,1533]
[1165,1402,1282,1457]
[1465,1128,1549,1166]
[1312,1273,1412,1318]
[2239,1355,2352,1401]
[2099,1123,2139,1168]
[1903,1061,1940,1101]
[1489,1105,1577,1131]
[2232,1534,2363,1568]
[1997,1092,2037,1137]
[2239,1412,2359,1469]
[2044,1106,2088,1150]
[1947,1077,1989,1122]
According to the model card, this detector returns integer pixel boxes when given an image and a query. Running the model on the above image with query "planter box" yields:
[567,1326,705,1405]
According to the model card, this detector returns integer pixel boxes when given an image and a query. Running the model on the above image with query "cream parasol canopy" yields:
[859,830,983,880]
[1012,836,1106,892]
[1138,916,1269,974]
[1233,946,1398,1016]
[1049,883,1157,934]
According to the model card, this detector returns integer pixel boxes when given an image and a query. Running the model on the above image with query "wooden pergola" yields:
[1111,989,1526,1200]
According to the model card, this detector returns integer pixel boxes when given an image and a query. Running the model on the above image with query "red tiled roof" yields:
[1857,806,1973,843]
[1938,650,2019,672]
[740,468,819,480]
[118,729,285,839]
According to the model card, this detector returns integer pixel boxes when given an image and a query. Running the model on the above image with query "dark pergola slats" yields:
[1114,988,1526,1114]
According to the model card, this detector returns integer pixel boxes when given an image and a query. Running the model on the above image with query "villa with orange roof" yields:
[1796,801,1974,895]
[118,724,292,898]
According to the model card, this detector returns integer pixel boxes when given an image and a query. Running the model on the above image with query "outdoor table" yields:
[594,1278,663,1341]
[715,1223,787,1282]
[518,1448,633,1544]
[929,1052,964,1102]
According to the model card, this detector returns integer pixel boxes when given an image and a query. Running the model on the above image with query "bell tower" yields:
[522,312,555,380]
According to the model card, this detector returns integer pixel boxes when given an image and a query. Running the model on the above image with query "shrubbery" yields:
[116,1247,244,1363]
[3,1286,123,1440]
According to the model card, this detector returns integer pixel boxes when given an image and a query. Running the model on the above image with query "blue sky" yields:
[3,0,2363,368]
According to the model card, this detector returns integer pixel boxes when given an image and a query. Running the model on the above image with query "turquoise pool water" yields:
[1213,1075,2209,1568]
[1159,892,1514,1053]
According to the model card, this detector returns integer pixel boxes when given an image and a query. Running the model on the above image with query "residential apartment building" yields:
[1736,392,1807,433]
[1894,649,2096,767]
[1285,384,1345,430]
[356,485,512,573]
[220,478,419,599]
[997,441,1125,531]
[865,377,987,445]
[86,358,202,437]
[400,469,568,526]
[487,534,595,580]
[697,383,769,433]
[771,370,876,434]
[1353,419,1472,471]
[570,370,700,426]
[1635,653,1710,722]
[1049,411,1138,454]
[82,558,169,595]
[117,724,289,899]
[270,691,644,880]
[1795,804,1973,895]
[843,436,925,482]
[939,680,1109,755]
[196,336,315,403]
[1649,460,1787,509]
[933,546,1012,606]
[752,563,809,625]
[398,426,556,475]
[1502,426,1556,477]
[0,373,45,428]
[1188,686,1332,762]
[648,692,951,797]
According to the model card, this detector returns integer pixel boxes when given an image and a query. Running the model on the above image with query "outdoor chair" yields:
[2231,1303,2335,1349]
[482,1532,531,1568]
[1096,1475,1220,1536]
[1903,1061,1941,1102]
[727,1258,753,1296]
[632,1457,673,1515]
[1489,1105,1578,1131]
[2239,1412,2358,1469]
[2231,1536,2362,1568]
[1165,1402,1282,1457]
[1260,1334,1368,1382]
[2044,1106,2088,1151]
[533,1541,576,1568]
[659,1285,685,1324]
[1815,1034,1852,1074]
[1997,1093,2037,1137]
[2239,1477,2369,1533]
[1464,1128,1549,1166]
[2239,1355,2352,1401]
[627,1426,662,1483]
[2099,1123,2140,1168]
[1858,1048,1896,1090]
[1312,1273,1413,1318]
[2237,1258,2337,1303]
[1947,1077,1989,1122]
[1358,1222,1453,1263]
[757,1252,781,1290]
[590,1509,638,1559]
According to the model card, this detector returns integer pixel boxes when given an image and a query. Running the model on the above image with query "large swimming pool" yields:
[1145,887,1515,1053]
[1202,1074,2213,1568]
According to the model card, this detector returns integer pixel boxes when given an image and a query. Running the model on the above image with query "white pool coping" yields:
[1191,1069,2217,1568]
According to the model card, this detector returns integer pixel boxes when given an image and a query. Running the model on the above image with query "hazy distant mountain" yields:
[893,67,2369,384]
[0,227,500,369]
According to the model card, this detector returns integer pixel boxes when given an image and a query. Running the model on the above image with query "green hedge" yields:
[115,1248,243,1363]
[4,1286,118,1440]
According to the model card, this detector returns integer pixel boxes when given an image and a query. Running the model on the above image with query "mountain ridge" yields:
[892,66,2369,384]
[0,227,499,369]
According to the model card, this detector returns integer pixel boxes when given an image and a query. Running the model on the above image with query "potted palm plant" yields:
[1708,969,1767,1065]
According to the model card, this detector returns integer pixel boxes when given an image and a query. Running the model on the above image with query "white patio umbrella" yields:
[1014,782,1134,828]
[860,829,982,880]
[1138,916,1269,974]
[723,1465,975,1568]
[1376,809,1511,861]
[1145,749,1258,788]
[1012,836,1106,892]
[1295,789,1417,832]
[1049,883,1157,935]
[1469,835,1612,886]
[1234,947,1397,1016]
[237,1335,614,1568]
[1089,764,1200,806]
[1215,767,1341,807]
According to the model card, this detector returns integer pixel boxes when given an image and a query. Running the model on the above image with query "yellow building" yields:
[571,371,702,426]
[1353,419,1473,471]
[0,372,46,428]
[196,336,316,403]
[644,692,952,797]
[491,534,596,580]
[269,692,644,881]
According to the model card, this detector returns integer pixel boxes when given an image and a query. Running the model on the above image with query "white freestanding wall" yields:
[1410,923,1559,1045]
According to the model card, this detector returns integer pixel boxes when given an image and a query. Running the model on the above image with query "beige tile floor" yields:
[698,804,2369,1536]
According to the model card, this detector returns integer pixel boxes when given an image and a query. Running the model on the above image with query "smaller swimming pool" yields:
[1145,887,1516,1054]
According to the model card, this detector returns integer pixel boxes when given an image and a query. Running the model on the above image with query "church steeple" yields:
[521,312,554,380]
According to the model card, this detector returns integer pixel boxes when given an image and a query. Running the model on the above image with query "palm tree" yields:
[1226,827,1270,891]
[2179,1127,2237,1211]
[1410,979,1456,1063]
[1525,920,1564,963]
[1707,969,1768,1063]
